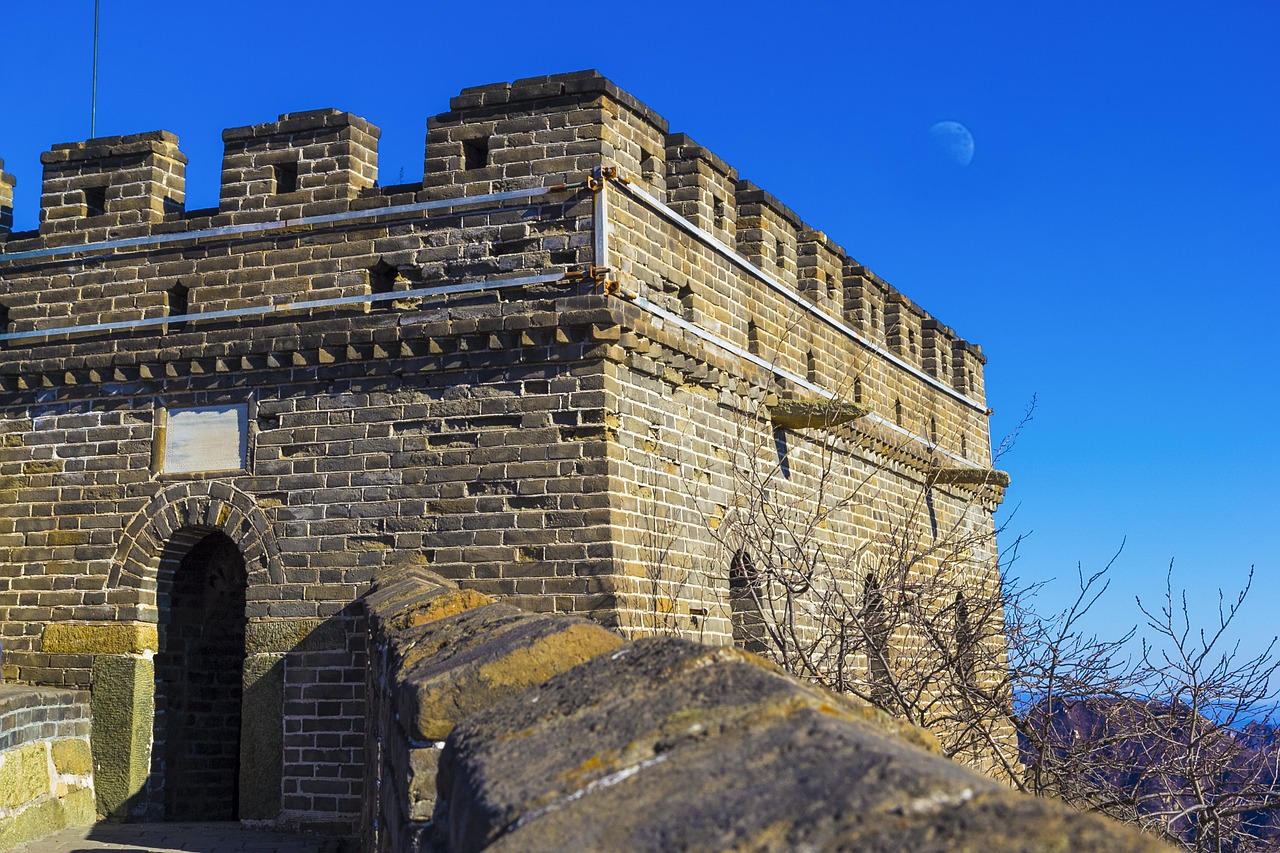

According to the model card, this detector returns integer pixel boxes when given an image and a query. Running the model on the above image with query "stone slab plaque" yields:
[161,404,248,474]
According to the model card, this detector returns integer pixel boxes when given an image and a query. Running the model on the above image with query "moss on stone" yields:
[0,797,64,852]
[90,655,153,819]
[0,742,51,809]
[50,739,93,776]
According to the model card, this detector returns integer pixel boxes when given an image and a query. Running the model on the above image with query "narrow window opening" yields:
[639,149,658,182]
[677,284,696,321]
[929,416,938,445]
[272,162,299,195]
[870,304,879,330]
[712,197,726,230]
[806,351,818,384]
[0,304,11,349]
[167,284,190,333]
[83,185,107,217]
[894,398,904,427]
[369,260,398,296]
[955,593,976,684]
[863,575,892,702]
[747,321,760,356]
[961,434,968,458]
[854,378,864,402]
[463,137,489,171]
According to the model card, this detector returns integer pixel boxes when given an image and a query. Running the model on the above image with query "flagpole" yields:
[91,0,100,138]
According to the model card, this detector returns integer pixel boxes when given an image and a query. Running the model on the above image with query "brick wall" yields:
[0,70,1006,832]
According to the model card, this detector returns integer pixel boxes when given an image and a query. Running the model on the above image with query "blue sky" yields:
[4,1,1277,653]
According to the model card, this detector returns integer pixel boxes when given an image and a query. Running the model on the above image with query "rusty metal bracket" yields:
[562,265,618,293]
[588,165,626,192]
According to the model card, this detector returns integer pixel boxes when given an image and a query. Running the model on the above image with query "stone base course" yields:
[0,686,94,852]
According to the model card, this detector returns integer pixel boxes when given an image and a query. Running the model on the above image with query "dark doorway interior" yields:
[154,530,247,820]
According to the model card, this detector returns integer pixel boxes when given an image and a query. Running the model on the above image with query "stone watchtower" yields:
[0,71,1005,833]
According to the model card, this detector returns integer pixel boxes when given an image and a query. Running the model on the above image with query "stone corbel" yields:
[768,398,870,430]
[925,467,1011,489]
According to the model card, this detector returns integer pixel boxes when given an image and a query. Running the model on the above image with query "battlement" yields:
[38,130,186,236]
[0,70,984,404]
[220,108,379,215]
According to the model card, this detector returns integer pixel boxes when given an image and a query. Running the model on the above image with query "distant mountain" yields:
[1019,697,1280,851]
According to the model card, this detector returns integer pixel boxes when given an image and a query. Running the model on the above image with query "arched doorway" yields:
[153,529,247,820]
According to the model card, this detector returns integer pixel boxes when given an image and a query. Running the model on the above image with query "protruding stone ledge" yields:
[768,397,870,430]
[926,466,1012,489]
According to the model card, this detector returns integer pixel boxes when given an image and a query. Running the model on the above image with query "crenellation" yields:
[219,109,380,216]
[884,290,923,367]
[798,228,845,316]
[38,131,187,236]
[663,133,737,244]
[953,339,988,404]
[735,179,803,284]
[425,70,668,203]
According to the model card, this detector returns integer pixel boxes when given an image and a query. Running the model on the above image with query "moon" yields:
[930,121,975,166]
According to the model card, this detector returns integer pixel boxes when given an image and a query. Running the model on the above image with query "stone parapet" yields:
[362,571,1172,853]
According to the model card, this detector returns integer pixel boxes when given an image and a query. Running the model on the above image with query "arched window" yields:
[954,592,977,685]
[728,550,768,654]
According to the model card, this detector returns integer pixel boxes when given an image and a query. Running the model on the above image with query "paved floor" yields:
[11,822,338,853]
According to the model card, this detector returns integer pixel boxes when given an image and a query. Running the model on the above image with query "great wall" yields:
[0,70,1168,851]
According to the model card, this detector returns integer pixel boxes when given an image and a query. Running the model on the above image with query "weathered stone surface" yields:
[240,652,284,820]
[0,742,51,809]
[244,618,345,655]
[432,638,924,850]
[372,585,495,636]
[90,655,153,819]
[434,637,1170,853]
[0,791,84,852]
[394,603,623,742]
[49,738,92,776]
[480,710,1168,852]
[768,397,869,430]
